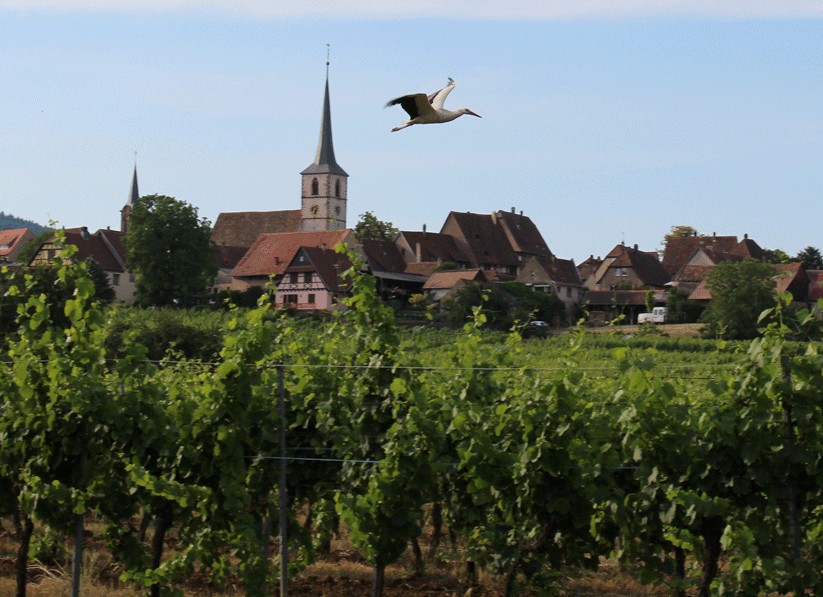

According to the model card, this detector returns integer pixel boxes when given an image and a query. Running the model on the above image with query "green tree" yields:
[665,287,704,323]
[353,211,398,241]
[125,194,217,306]
[442,281,566,330]
[795,246,823,270]
[664,225,699,243]
[701,259,776,339]
[764,247,792,264]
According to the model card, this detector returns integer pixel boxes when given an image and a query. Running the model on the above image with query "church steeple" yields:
[301,50,349,231]
[121,161,139,234]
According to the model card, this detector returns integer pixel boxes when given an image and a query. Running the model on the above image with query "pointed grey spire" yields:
[301,68,348,177]
[128,163,139,206]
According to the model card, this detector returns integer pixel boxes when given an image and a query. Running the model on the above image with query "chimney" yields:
[744,233,748,240]
[422,223,427,236]
[415,242,421,262]
[510,207,515,213]
[80,226,90,240]
[633,244,638,251]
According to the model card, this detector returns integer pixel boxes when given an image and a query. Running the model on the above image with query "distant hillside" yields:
[0,212,49,234]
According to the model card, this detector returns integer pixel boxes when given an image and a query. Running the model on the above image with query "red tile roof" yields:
[211,210,302,248]
[398,231,471,264]
[404,262,439,277]
[577,255,603,282]
[0,228,34,261]
[672,264,713,284]
[361,239,408,273]
[232,230,351,278]
[662,235,738,275]
[423,269,484,290]
[605,244,670,287]
[441,211,520,267]
[61,228,125,272]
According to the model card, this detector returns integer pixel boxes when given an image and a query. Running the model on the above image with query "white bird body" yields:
[386,77,481,132]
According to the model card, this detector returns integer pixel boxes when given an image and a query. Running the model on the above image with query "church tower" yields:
[121,163,139,234]
[301,56,348,231]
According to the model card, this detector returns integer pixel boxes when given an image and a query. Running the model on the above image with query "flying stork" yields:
[385,77,481,132]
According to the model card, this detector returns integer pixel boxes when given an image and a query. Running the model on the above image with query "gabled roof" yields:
[361,239,408,273]
[698,246,744,265]
[284,246,353,292]
[662,235,738,275]
[493,210,553,258]
[773,262,808,295]
[404,262,439,277]
[232,229,351,278]
[423,269,484,290]
[730,236,766,261]
[442,211,520,267]
[522,254,582,287]
[547,256,582,287]
[577,255,603,282]
[398,231,470,264]
[60,228,125,272]
[0,228,34,261]
[211,210,302,249]
[605,244,670,287]
[216,245,249,270]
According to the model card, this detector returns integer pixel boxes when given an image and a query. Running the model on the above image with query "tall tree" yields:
[125,194,217,306]
[354,211,398,241]
[701,259,776,339]
[664,225,699,243]
[764,247,792,264]
[795,246,823,270]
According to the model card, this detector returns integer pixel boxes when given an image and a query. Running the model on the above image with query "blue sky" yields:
[2,2,822,263]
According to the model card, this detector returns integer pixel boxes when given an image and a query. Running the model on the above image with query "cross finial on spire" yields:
[326,44,330,77]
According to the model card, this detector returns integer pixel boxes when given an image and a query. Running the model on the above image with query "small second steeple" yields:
[121,161,139,234]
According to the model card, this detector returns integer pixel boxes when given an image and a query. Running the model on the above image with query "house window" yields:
[289,272,299,284]
[303,272,312,284]
[307,294,316,304]
[311,178,319,195]
[615,267,628,277]
[111,273,120,286]
[283,294,298,304]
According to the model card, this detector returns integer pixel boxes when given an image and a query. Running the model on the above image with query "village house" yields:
[0,228,35,265]
[275,245,353,310]
[27,167,139,305]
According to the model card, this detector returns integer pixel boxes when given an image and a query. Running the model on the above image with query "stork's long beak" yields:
[467,110,482,118]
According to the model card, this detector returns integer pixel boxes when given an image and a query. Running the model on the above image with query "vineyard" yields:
[2,256,823,597]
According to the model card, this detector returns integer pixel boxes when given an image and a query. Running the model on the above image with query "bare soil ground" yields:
[0,521,667,597]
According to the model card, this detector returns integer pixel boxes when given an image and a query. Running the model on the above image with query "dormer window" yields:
[311,178,319,196]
